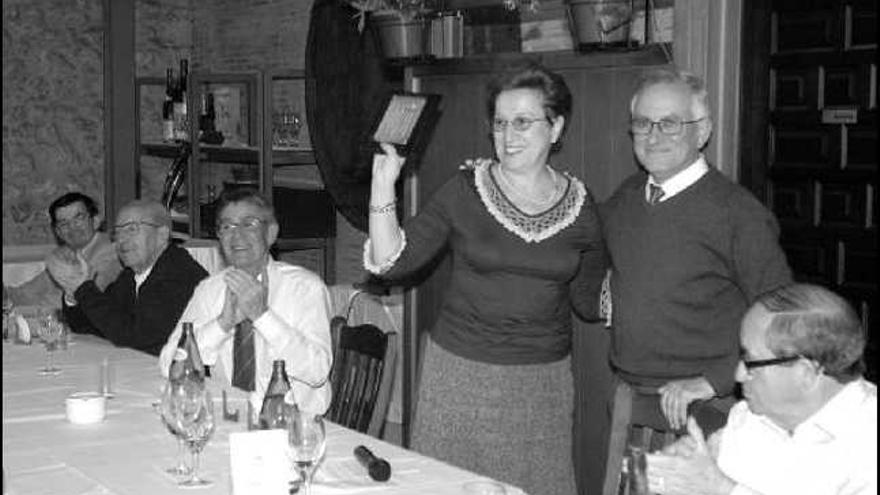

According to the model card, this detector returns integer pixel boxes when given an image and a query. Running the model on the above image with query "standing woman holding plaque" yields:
[365,64,607,495]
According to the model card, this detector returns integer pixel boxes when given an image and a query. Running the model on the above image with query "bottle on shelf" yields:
[258,359,297,429]
[172,58,189,141]
[198,90,223,144]
[162,67,175,142]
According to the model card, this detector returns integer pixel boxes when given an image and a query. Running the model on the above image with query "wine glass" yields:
[2,288,13,342]
[177,386,216,488]
[36,310,63,375]
[288,409,326,495]
[154,382,192,477]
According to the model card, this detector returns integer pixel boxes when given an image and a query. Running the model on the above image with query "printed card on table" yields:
[229,429,290,495]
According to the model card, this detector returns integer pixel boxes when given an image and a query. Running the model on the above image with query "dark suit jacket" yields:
[64,244,208,356]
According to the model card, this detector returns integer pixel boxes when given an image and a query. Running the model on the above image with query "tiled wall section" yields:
[2,0,104,244]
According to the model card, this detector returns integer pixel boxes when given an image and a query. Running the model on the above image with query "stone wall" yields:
[2,0,104,244]
[3,0,367,284]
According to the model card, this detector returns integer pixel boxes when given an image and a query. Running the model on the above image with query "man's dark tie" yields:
[648,184,665,205]
[232,319,256,392]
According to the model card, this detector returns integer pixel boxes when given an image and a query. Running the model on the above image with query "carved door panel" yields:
[744,0,877,380]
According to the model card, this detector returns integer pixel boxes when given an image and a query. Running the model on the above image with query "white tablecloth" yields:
[2,336,525,495]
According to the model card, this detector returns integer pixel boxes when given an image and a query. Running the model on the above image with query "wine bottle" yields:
[258,359,295,429]
[168,322,204,385]
[173,58,189,141]
[162,68,175,142]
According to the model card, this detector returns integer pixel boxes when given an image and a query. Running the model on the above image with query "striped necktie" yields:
[648,184,665,205]
[232,319,256,392]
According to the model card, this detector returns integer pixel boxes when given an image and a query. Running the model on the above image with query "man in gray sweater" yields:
[598,68,792,437]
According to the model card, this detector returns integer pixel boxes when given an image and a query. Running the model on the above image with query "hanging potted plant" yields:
[349,0,436,59]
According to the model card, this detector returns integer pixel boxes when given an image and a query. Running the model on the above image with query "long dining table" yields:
[2,334,526,495]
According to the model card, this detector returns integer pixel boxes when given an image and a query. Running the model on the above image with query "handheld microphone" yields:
[353,445,391,482]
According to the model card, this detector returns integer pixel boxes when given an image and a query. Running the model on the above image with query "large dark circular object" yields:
[306,0,397,232]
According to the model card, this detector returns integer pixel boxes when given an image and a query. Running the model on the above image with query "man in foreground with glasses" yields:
[158,188,332,415]
[4,192,121,308]
[49,199,207,355]
[646,283,876,494]
[592,68,792,441]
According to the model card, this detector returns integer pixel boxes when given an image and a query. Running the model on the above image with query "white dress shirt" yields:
[158,258,333,415]
[645,154,710,202]
[717,379,877,495]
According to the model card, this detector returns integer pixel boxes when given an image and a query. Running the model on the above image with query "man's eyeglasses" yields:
[491,116,552,133]
[217,217,264,236]
[741,354,801,371]
[630,117,706,136]
[113,221,160,238]
[55,212,91,230]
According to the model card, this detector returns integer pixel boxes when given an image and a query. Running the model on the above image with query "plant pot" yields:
[372,13,429,59]
[566,0,636,50]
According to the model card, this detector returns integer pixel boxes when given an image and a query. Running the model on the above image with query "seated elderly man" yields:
[646,283,876,495]
[50,200,208,356]
[158,188,332,415]
[5,192,121,308]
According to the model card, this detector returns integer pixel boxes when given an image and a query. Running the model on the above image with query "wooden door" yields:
[742,0,877,381]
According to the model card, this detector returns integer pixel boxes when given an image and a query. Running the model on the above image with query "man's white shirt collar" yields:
[133,264,155,293]
[646,155,709,202]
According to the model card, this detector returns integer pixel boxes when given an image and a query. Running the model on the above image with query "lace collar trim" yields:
[467,158,585,243]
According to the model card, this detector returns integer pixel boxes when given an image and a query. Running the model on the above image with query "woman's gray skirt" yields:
[412,337,576,495]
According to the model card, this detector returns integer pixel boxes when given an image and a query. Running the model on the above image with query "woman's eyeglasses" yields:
[491,116,551,133]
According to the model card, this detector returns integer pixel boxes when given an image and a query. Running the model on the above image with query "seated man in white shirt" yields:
[646,283,877,495]
[158,188,333,415]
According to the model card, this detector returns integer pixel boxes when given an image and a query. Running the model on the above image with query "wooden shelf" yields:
[141,142,315,166]
[406,43,672,76]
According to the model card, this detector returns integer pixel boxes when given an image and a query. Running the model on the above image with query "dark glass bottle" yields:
[258,359,295,429]
[173,59,189,141]
[162,68,175,142]
[168,322,204,385]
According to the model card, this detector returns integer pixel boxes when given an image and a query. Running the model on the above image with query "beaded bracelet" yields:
[369,201,396,214]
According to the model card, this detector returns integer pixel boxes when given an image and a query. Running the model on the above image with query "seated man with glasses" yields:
[157,188,332,415]
[48,199,207,355]
[646,283,876,495]
[4,192,121,309]
[581,67,792,441]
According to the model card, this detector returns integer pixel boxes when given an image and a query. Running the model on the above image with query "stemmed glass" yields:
[177,386,216,488]
[288,410,326,495]
[153,382,192,477]
[36,310,63,375]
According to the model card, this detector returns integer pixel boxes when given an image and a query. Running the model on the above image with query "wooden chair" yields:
[326,322,397,438]
[602,382,676,495]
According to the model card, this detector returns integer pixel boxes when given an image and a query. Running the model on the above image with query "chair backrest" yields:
[603,382,676,495]
[326,322,397,438]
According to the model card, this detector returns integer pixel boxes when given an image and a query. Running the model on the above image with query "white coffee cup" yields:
[65,392,106,424]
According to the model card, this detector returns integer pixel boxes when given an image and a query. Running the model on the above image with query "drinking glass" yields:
[2,290,13,342]
[178,386,216,488]
[155,382,192,477]
[36,310,63,375]
[288,410,326,495]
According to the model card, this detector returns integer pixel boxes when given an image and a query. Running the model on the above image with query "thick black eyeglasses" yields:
[741,355,801,370]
